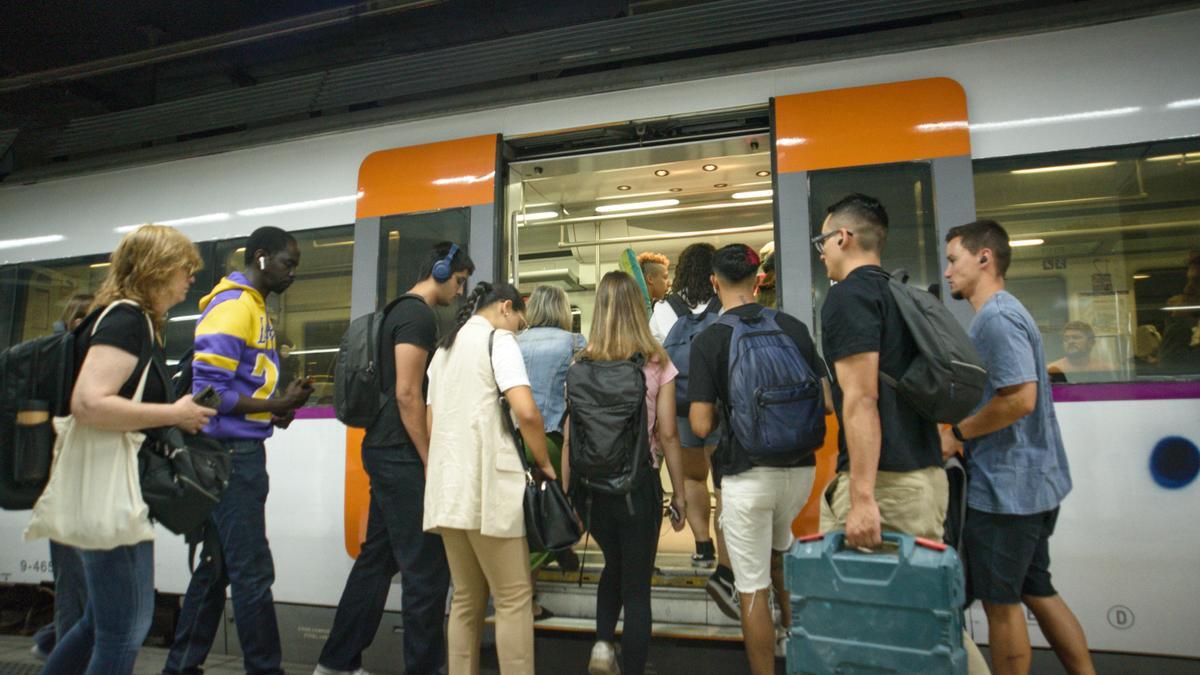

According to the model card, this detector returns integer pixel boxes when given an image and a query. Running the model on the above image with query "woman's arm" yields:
[504,384,557,481]
[71,345,213,433]
[656,380,687,531]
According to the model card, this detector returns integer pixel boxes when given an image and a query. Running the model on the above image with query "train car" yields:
[2,7,1198,669]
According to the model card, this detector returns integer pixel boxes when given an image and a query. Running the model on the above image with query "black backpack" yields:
[565,356,650,499]
[720,308,825,466]
[662,296,721,416]
[334,294,420,428]
[875,270,988,424]
[0,308,102,510]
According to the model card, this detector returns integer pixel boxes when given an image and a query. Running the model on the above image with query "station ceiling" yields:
[0,0,1195,181]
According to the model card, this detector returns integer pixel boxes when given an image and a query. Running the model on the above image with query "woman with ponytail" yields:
[424,281,556,675]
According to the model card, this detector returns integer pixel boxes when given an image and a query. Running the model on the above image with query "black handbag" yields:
[138,357,232,537]
[489,332,582,553]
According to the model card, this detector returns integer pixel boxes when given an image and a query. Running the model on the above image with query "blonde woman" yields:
[424,281,557,675]
[38,225,212,674]
[564,271,687,675]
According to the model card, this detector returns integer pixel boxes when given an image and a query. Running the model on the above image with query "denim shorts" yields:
[677,415,720,448]
[963,506,1059,604]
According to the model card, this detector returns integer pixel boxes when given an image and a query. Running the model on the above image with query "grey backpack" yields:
[877,270,988,424]
[334,294,419,428]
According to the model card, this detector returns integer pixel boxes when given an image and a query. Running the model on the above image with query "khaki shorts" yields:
[818,466,948,541]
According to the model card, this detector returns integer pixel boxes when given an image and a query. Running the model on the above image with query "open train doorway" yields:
[503,124,775,579]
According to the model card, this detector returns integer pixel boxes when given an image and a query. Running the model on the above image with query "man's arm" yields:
[835,351,883,548]
[689,402,716,439]
[395,343,432,465]
[941,382,1036,458]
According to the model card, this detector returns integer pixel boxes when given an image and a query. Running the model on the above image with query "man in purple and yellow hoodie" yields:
[164,226,313,675]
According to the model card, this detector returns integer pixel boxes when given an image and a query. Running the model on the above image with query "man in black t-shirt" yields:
[689,244,829,675]
[815,194,989,674]
[316,242,474,675]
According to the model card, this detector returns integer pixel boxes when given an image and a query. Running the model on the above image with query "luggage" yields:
[334,294,420,428]
[565,356,649,497]
[662,296,721,415]
[874,270,988,424]
[785,531,966,674]
[719,308,825,465]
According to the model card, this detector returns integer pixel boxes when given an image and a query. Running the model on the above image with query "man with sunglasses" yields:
[316,242,474,675]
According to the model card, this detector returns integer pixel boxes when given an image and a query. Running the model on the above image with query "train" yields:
[2,7,1198,666]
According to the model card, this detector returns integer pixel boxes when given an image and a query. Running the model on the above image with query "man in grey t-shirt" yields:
[941,220,1095,675]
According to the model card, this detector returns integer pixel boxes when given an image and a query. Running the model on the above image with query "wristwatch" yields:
[951,425,967,442]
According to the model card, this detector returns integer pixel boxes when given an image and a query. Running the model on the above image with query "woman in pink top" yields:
[563,271,686,675]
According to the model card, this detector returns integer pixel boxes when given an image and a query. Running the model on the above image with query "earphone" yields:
[432,243,459,283]
[980,255,989,265]
[258,257,266,270]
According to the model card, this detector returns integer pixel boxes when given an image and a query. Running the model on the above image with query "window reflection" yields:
[974,138,1200,383]
[379,208,471,338]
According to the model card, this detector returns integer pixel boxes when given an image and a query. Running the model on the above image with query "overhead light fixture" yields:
[115,212,230,233]
[1010,238,1045,247]
[597,190,669,201]
[89,262,111,269]
[654,169,670,177]
[169,314,202,323]
[732,189,773,199]
[617,185,632,191]
[713,183,728,188]
[702,164,718,172]
[237,192,362,217]
[1147,152,1199,162]
[1133,274,1151,280]
[1166,98,1200,110]
[756,170,771,177]
[669,188,683,193]
[1163,304,1200,312]
[1011,162,1117,175]
[311,239,355,248]
[0,234,66,250]
[516,211,559,222]
[595,199,680,214]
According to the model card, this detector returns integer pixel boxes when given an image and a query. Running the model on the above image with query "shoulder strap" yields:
[489,330,534,474]
[703,297,722,315]
[666,295,689,318]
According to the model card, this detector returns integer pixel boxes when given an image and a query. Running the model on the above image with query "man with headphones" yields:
[316,241,475,675]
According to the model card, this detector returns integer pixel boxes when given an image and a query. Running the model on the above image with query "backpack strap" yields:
[666,295,690,318]
[375,293,424,393]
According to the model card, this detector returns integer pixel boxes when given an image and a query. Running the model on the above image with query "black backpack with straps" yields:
[662,296,721,416]
[565,355,651,500]
[334,294,421,428]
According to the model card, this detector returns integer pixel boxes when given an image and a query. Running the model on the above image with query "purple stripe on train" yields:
[1052,381,1200,403]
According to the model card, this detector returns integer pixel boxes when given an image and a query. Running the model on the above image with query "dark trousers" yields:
[164,440,282,675]
[32,540,87,654]
[589,476,662,675]
[318,444,451,674]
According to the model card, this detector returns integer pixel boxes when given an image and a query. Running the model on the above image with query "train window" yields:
[379,207,472,338]
[0,253,109,350]
[807,161,939,347]
[973,139,1200,383]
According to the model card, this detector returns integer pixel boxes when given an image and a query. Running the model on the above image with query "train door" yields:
[770,77,976,535]
[343,134,503,557]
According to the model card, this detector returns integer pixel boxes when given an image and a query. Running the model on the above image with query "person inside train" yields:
[1047,321,1114,383]
[516,284,585,619]
[941,219,1095,675]
[637,251,671,303]
[424,281,557,675]
[165,226,314,675]
[315,241,473,675]
[1160,251,1200,374]
[756,241,777,309]
[687,244,826,675]
[564,270,687,675]
[814,194,990,674]
[32,226,212,675]
[30,292,94,662]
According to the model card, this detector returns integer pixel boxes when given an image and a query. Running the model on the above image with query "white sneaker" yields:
[587,640,621,675]
[313,665,373,675]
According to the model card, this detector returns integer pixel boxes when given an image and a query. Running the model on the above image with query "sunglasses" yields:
[811,228,853,254]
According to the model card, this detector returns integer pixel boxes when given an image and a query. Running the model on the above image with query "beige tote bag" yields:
[23,300,157,550]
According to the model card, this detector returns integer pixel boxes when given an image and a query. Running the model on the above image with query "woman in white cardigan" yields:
[424,281,557,675]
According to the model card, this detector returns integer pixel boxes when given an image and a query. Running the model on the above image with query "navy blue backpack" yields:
[719,308,825,465]
[662,296,721,415]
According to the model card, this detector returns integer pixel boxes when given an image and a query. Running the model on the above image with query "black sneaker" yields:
[691,551,716,568]
[706,569,739,620]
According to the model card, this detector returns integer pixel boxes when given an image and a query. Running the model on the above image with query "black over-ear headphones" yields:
[432,244,460,283]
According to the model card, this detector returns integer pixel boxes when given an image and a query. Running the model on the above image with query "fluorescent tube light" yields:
[1162,305,1200,312]
[732,190,773,199]
[289,348,340,355]
[595,199,680,214]
[516,211,559,222]
[1010,239,1045,247]
[1011,162,1117,175]
[169,314,202,323]
[1166,98,1200,110]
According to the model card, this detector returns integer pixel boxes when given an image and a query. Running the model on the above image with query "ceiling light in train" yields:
[1163,305,1200,312]
[237,192,363,217]
[1147,152,1199,163]
[597,190,669,201]
[289,348,340,355]
[703,164,718,172]
[654,170,670,177]
[1166,98,1200,109]
[1011,162,1117,175]
[115,212,230,233]
[1010,238,1045,247]
[516,211,559,222]
[713,183,728,188]
[89,262,111,269]
[1133,274,1151,280]
[732,189,773,199]
[0,234,65,250]
[756,170,771,177]
[595,199,680,213]
[617,185,632,191]
[669,188,683,193]
[169,314,203,323]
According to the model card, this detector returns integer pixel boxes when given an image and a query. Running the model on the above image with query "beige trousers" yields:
[440,528,535,675]
[820,468,991,675]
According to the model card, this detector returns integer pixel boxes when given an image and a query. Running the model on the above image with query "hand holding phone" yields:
[193,385,221,410]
